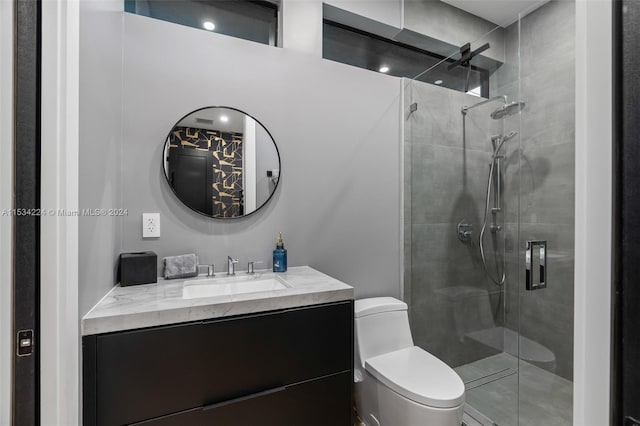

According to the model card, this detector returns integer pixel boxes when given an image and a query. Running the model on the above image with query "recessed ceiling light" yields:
[220,115,229,123]
[435,80,443,85]
[203,21,215,31]
[379,66,390,73]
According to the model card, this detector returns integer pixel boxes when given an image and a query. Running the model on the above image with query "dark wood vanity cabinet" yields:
[83,301,354,426]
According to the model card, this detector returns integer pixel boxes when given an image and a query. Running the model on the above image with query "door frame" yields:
[0,0,15,423]
[611,0,640,423]
[40,0,80,424]
[574,0,613,424]
[13,0,42,423]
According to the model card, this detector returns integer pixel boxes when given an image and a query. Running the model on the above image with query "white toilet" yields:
[354,297,465,426]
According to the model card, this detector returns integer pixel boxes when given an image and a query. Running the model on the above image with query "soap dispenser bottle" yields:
[273,232,287,273]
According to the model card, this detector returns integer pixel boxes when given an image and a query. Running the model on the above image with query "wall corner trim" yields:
[574,0,613,424]
[41,0,81,423]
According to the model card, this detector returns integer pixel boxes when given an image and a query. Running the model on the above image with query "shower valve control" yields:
[457,221,474,242]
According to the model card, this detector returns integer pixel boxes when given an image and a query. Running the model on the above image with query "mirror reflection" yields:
[163,107,280,218]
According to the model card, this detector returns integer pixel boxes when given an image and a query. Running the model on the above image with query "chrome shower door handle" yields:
[526,240,547,291]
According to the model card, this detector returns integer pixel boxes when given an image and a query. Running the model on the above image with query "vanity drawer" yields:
[84,301,353,426]
[131,371,353,426]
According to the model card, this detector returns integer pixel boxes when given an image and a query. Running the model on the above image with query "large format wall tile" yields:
[411,144,493,225]
[519,1,575,81]
[410,293,504,368]
[406,80,508,368]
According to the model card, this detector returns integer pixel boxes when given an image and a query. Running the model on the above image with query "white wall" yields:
[118,13,402,299]
[0,0,14,423]
[41,0,81,423]
[282,0,323,54]
[78,0,124,316]
[574,0,612,423]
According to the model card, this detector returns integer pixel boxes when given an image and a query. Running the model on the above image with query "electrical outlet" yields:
[142,213,160,238]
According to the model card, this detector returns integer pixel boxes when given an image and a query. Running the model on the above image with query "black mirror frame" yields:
[162,106,281,220]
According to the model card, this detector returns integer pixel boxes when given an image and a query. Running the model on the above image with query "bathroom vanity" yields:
[82,267,354,426]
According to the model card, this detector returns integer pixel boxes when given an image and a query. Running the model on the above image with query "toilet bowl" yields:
[354,297,465,426]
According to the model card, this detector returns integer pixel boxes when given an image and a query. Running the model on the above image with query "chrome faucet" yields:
[227,256,239,276]
[247,260,263,275]
[197,263,215,277]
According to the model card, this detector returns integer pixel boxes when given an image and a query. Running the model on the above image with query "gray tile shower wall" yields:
[404,80,506,368]
[403,0,505,63]
[494,0,576,381]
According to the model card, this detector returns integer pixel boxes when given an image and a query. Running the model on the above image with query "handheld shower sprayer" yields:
[460,96,526,286]
[491,130,519,157]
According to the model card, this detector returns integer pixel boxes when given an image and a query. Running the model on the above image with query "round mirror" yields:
[163,107,280,218]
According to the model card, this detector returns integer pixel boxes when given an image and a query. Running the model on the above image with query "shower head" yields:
[491,101,525,119]
[492,130,519,154]
[502,130,519,143]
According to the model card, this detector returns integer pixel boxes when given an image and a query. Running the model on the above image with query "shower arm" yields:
[461,95,507,115]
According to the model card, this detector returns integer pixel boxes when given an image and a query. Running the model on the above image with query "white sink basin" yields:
[182,275,290,299]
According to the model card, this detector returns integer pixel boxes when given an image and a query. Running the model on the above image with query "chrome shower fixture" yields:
[491,131,519,158]
[461,97,526,119]
[457,221,474,242]
[490,101,526,119]
[502,130,519,143]
[447,42,491,92]
[479,130,519,287]
[460,95,524,287]
[461,95,506,115]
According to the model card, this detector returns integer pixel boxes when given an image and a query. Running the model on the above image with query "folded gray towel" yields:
[163,253,198,279]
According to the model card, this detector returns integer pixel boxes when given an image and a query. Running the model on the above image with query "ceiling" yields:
[440,0,550,27]
[178,107,246,133]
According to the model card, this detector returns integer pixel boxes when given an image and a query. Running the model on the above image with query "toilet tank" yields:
[354,297,414,371]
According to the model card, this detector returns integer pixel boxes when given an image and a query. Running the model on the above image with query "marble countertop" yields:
[82,266,354,335]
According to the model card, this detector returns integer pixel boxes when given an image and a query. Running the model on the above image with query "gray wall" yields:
[496,0,575,381]
[405,80,506,368]
[403,0,505,63]
[79,0,123,316]
[117,13,402,300]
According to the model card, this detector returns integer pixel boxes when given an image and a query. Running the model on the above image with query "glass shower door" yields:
[404,28,521,425]
[512,2,575,425]
[405,3,575,423]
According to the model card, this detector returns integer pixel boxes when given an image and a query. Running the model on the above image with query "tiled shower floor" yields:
[455,353,573,426]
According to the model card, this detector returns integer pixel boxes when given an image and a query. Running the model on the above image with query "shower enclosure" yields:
[404,2,575,425]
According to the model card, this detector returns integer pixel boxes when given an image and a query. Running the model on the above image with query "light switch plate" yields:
[142,213,160,238]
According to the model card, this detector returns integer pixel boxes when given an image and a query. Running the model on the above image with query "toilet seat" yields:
[364,346,465,409]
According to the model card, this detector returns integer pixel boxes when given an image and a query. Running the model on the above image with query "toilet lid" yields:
[364,346,465,409]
